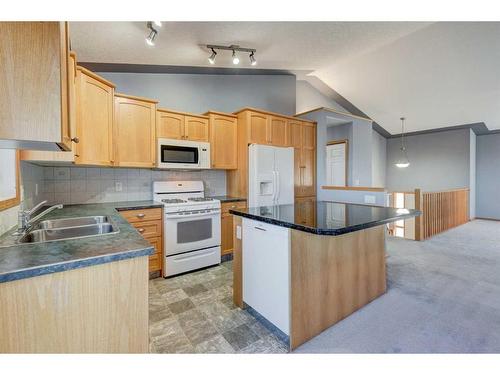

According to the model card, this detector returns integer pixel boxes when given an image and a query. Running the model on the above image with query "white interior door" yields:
[326,142,346,186]
[248,144,276,207]
[274,147,294,205]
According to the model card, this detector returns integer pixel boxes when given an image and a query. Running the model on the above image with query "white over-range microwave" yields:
[157,138,211,169]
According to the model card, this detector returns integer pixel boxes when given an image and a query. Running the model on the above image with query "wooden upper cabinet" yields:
[157,110,184,140]
[269,116,288,146]
[207,112,237,169]
[0,22,72,150]
[75,67,115,166]
[156,110,208,141]
[247,112,269,144]
[114,94,157,168]
[185,115,209,142]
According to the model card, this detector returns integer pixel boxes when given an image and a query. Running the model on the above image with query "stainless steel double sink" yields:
[18,216,119,244]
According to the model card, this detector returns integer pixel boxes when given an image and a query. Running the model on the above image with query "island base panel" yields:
[290,226,386,350]
[0,256,149,353]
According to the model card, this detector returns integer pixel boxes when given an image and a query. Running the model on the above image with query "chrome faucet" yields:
[16,200,63,233]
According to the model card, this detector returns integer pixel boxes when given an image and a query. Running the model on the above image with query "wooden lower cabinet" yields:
[295,196,316,227]
[221,200,247,256]
[120,207,163,276]
[0,256,149,353]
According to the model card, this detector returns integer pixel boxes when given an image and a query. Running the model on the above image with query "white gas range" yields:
[153,181,221,277]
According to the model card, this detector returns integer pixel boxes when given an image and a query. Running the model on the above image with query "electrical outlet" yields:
[364,195,376,204]
[115,182,123,192]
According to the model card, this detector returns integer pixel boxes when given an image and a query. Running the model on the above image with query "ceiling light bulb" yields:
[146,29,157,46]
[208,49,217,64]
[232,50,240,65]
[249,52,257,66]
[153,21,162,27]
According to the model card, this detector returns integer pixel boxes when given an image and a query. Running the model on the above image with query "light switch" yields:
[115,182,123,192]
[236,225,242,240]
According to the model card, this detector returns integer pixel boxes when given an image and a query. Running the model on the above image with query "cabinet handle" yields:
[254,226,266,231]
[136,213,145,218]
[138,228,145,233]
[71,137,80,143]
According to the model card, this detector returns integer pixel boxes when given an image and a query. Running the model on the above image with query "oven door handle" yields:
[165,210,221,220]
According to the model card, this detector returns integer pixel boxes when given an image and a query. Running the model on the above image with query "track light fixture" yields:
[232,50,240,65]
[146,22,158,46]
[208,48,217,64]
[249,51,257,66]
[206,44,257,66]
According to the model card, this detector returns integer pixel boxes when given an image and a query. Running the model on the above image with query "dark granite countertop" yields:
[0,200,163,283]
[230,201,420,236]
[209,196,247,203]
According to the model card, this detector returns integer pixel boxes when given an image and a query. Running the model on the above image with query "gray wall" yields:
[100,72,296,115]
[296,80,348,114]
[372,131,387,188]
[469,130,476,218]
[476,133,500,219]
[299,109,376,202]
[386,129,471,192]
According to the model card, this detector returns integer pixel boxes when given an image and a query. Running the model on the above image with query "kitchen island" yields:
[230,201,420,350]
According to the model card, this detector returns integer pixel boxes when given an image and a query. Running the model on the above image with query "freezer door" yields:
[274,147,295,205]
[248,144,276,207]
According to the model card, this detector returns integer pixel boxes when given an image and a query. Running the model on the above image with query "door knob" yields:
[71,137,80,143]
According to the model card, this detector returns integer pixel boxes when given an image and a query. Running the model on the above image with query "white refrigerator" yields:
[248,144,294,207]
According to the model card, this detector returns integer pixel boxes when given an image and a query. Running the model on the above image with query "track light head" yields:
[208,48,217,64]
[232,50,240,65]
[145,22,158,46]
[146,29,157,46]
[249,52,257,66]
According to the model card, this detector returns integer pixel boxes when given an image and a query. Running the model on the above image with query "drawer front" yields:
[132,220,162,237]
[120,208,162,223]
[222,201,247,214]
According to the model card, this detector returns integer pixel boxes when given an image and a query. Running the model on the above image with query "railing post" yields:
[414,188,423,241]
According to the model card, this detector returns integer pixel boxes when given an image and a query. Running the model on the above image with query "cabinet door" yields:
[210,115,237,169]
[75,70,114,166]
[157,111,184,140]
[299,124,316,197]
[221,213,234,255]
[288,120,302,149]
[300,148,316,197]
[185,116,209,141]
[0,22,70,148]
[114,97,156,168]
[269,116,288,147]
[247,112,269,144]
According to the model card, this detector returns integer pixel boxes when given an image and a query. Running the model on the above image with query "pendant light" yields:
[395,117,410,168]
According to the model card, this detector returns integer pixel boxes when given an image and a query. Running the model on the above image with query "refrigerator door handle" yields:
[275,171,280,203]
[272,171,277,203]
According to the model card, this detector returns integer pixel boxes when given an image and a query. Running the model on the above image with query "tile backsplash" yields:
[40,166,227,205]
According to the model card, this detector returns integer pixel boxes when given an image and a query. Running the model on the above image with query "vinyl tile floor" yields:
[148,260,289,354]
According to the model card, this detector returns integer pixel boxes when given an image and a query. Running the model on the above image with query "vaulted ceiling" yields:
[70,21,499,135]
